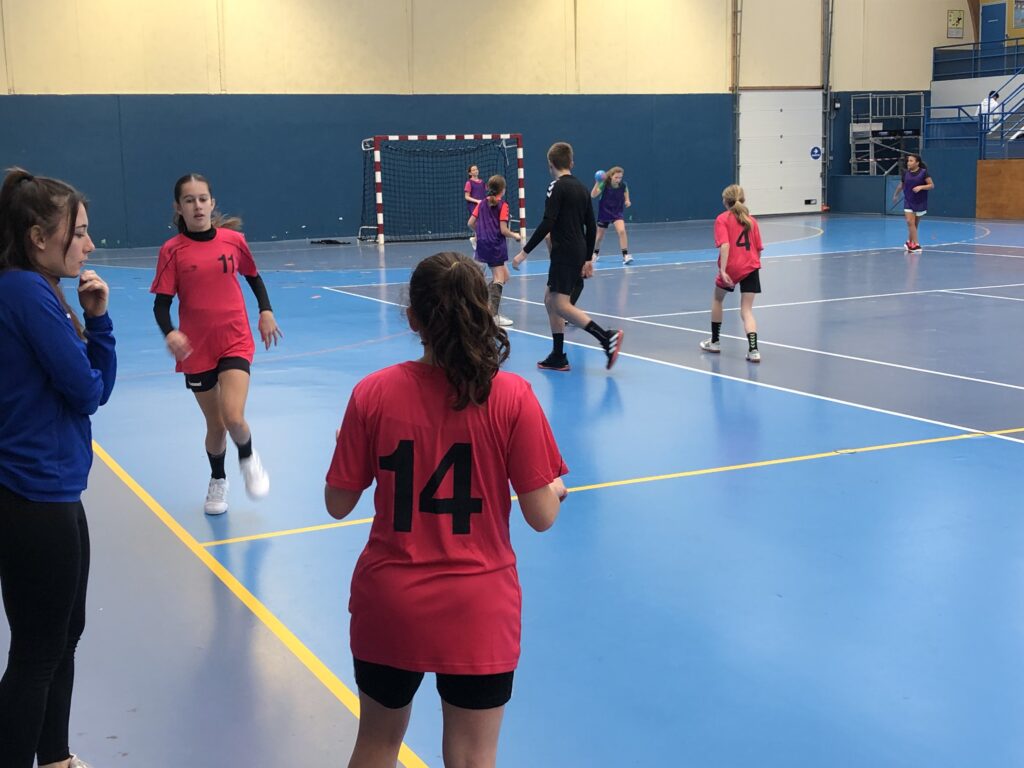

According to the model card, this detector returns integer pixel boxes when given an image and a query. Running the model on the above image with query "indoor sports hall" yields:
[0,2,1021,767]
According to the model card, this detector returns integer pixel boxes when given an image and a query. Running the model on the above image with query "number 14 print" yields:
[379,441,483,534]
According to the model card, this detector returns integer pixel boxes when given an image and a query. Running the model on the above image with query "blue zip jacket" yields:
[0,270,117,502]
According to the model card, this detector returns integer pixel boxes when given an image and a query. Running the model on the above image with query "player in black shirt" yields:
[512,142,623,371]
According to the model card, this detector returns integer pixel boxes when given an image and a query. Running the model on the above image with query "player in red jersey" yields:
[699,184,764,362]
[150,173,282,515]
[325,252,567,768]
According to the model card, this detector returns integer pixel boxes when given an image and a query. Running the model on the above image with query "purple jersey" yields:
[902,168,929,212]
[597,182,627,222]
[466,178,487,215]
[473,199,510,266]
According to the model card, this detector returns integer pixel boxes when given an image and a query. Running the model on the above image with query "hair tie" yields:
[20,174,34,183]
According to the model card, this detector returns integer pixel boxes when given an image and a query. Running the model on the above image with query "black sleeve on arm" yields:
[153,294,175,336]
[244,274,273,312]
[523,180,562,254]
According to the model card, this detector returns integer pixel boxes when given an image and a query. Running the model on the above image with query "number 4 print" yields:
[378,441,483,534]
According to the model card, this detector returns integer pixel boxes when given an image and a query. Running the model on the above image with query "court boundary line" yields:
[322,286,1024,444]
[629,281,1024,318]
[91,442,430,768]
[942,289,1024,302]
[197,426,1024,547]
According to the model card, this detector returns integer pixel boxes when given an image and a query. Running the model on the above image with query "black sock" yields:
[747,332,758,351]
[622,249,629,257]
[236,437,253,460]
[552,333,565,355]
[712,322,722,343]
[208,450,227,480]
[593,248,600,256]
[584,321,609,345]
[569,279,584,306]
[488,281,503,315]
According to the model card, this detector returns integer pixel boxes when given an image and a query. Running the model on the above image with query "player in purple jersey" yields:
[890,154,933,253]
[468,175,521,327]
[465,164,487,250]
[591,166,633,265]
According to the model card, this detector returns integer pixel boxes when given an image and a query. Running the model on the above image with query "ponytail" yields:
[408,252,510,410]
[722,184,752,233]
[0,167,87,338]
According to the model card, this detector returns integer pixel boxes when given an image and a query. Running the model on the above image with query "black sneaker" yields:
[603,329,623,370]
[537,353,571,371]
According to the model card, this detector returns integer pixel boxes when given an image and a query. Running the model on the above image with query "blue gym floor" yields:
[6,213,1023,767]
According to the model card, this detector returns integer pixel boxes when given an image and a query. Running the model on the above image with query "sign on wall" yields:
[947,9,965,38]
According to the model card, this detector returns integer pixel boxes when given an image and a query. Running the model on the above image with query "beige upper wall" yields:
[740,0,822,88]
[0,0,980,95]
[831,0,976,91]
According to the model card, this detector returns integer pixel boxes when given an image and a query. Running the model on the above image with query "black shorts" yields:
[353,658,514,711]
[547,258,585,296]
[183,357,251,392]
[596,219,623,229]
[720,269,762,294]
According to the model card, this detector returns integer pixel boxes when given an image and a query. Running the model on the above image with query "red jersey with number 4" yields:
[150,229,258,374]
[713,211,763,287]
[327,362,567,674]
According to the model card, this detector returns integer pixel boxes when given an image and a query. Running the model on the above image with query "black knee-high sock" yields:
[235,437,253,460]
[584,321,609,344]
[552,333,565,355]
[712,322,722,343]
[488,281,504,315]
[569,278,584,306]
[208,450,227,480]
[622,249,629,258]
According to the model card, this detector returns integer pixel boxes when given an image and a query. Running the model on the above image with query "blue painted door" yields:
[981,3,1007,75]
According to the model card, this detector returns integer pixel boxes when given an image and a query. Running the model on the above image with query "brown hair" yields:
[173,173,243,234]
[486,174,506,205]
[408,252,510,410]
[547,142,573,171]
[0,167,88,338]
[722,184,752,233]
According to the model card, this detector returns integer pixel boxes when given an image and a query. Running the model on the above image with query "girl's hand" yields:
[719,270,735,287]
[551,477,568,502]
[512,232,522,241]
[582,261,594,279]
[77,270,109,317]
[166,330,193,361]
[625,199,632,208]
[258,311,283,350]
[912,185,924,193]
[511,251,527,270]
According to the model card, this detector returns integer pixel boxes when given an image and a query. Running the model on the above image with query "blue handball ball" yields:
[595,170,606,182]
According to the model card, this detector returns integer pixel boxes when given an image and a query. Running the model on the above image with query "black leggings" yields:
[0,484,90,767]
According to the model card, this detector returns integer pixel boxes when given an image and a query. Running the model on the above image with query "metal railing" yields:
[933,39,1024,81]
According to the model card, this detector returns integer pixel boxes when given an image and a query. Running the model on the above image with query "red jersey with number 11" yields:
[713,210,763,287]
[150,229,258,374]
[327,362,567,674]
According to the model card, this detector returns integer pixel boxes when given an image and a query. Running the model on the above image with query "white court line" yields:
[927,248,1024,259]
[630,282,1024,319]
[321,285,1024,444]
[943,290,1024,302]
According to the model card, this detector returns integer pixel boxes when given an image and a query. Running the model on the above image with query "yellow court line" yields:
[92,442,430,768]
[204,517,376,548]
[196,426,1024,547]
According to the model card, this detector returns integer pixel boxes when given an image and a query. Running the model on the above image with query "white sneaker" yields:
[69,756,93,768]
[240,450,270,500]
[495,314,513,327]
[746,349,761,363]
[700,339,721,353]
[623,254,634,265]
[204,477,229,515]
[469,235,477,250]
[592,252,600,262]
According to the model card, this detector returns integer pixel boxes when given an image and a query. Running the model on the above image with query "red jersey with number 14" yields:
[150,229,258,374]
[327,362,567,674]
[713,210,763,287]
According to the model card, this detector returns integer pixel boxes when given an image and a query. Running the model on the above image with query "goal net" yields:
[359,134,526,244]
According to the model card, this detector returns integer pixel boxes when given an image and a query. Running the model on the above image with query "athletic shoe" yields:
[592,252,600,262]
[469,236,477,250]
[903,241,912,252]
[537,353,571,371]
[240,450,270,499]
[495,314,513,327]
[603,329,623,370]
[909,243,922,253]
[746,349,761,363]
[204,478,229,515]
[622,254,634,265]
[69,756,93,768]
[699,339,721,353]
